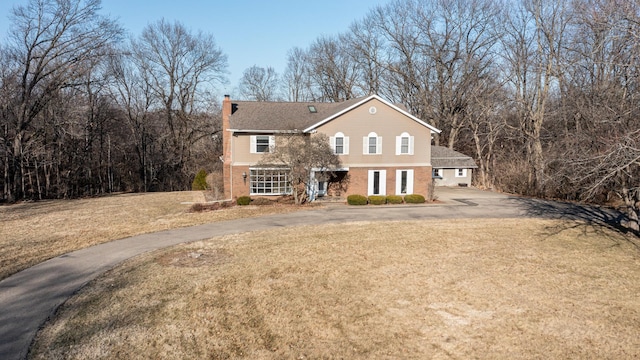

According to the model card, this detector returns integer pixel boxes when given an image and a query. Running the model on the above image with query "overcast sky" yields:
[0,0,386,95]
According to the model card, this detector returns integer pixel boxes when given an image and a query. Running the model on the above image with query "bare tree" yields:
[500,0,572,195]
[345,16,385,96]
[258,133,342,204]
[238,65,281,101]
[1,0,122,201]
[306,35,361,102]
[556,0,640,233]
[108,51,157,191]
[131,19,227,189]
[283,47,315,102]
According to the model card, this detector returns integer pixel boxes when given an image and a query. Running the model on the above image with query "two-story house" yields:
[221,94,441,201]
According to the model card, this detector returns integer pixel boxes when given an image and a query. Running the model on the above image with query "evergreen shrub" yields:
[347,194,368,205]
[368,195,387,205]
[237,196,252,205]
[404,194,426,203]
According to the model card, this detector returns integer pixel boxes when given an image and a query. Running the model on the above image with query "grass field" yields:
[28,218,640,359]
[0,192,301,281]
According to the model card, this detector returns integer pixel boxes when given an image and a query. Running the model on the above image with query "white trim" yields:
[395,169,414,195]
[229,129,302,134]
[368,169,387,196]
[250,136,257,154]
[248,167,292,195]
[331,132,349,155]
[364,132,382,155]
[339,162,433,167]
[302,94,441,134]
[269,135,275,152]
[250,135,275,153]
[311,167,350,171]
[396,132,414,155]
[232,162,433,167]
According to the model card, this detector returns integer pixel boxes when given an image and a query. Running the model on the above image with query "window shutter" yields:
[330,136,336,154]
[250,136,256,154]
[269,136,275,152]
[363,136,368,154]
[377,137,382,154]
[409,136,414,155]
[379,170,387,195]
[396,136,401,155]
[407,169,414,194]
[343,137,349,155]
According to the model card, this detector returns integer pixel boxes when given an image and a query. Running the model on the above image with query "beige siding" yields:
[434,168,473,187]
[314,98,432,166]
[231,134,265,164]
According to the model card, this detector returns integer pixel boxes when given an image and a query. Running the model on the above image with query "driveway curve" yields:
[0,188,625,359]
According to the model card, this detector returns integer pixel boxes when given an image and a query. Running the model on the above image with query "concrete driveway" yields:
[0,188,625,359]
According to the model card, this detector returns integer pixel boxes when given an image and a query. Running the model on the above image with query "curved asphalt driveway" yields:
[0,188,625,359]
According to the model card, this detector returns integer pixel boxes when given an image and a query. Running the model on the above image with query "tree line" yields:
[238,0,639,232]
[0,0,227,202]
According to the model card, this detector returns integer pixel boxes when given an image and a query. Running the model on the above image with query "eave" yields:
[302,94,442,134]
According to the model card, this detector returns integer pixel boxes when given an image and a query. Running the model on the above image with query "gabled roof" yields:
[303,95,440,133]
[431,146,478,168]
[228,94,441,134]
[228,97,363,132]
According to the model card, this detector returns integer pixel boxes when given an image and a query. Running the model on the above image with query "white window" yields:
[456,168,467,177]
[396,132,414,155]
[433,168,443,178]
[249,168,291,195]
[368,169,386,195]
[363,132,382,154]
[250,135,275,153]
[330,132,349,155]
[396,169,414,195]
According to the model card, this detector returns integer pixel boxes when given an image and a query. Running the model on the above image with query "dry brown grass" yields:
[0,192,301,280]
[30,219,640,359]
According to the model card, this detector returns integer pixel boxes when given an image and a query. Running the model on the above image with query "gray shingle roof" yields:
[431,146,477,168]
[229,97,365,131]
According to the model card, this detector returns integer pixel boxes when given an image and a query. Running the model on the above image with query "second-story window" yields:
[330,132,349,155]
[364,132,382,154]
[250,135,274,153]
[396,132,414,155]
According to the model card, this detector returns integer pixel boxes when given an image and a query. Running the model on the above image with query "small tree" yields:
[192,169,208,190]
[258,133,342,204]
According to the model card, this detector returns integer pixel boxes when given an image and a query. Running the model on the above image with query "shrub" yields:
[237,196,252,205]
[404,194,426,204]
[368,195,386,205]
[347,194,367,205]
[252,197,273,206]
[192,169,208,191]
[189,201,233,213]
[386,195,403,204]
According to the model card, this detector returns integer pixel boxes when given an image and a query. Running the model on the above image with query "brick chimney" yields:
[222,95,232,199]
